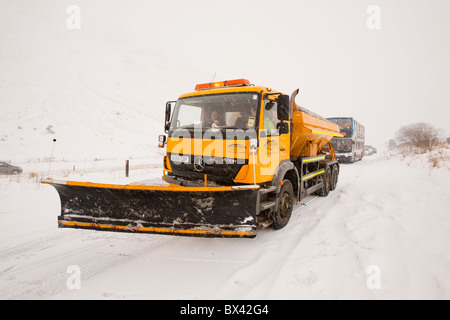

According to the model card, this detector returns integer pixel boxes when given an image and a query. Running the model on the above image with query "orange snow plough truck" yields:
[42,79,342,238]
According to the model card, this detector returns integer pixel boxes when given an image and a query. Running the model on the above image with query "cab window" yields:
[263,99,279,136]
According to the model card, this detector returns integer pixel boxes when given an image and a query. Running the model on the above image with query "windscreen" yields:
[336,118,352,130]
[169,93,260,132]
[329,118,352,130]
[332,138,352,152]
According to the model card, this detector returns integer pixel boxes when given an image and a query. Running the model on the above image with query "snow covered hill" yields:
[0,149,449,300]
[0,0,208,162]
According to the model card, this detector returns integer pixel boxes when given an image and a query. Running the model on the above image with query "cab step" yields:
[259,201,276,212]
[259,186,277,195]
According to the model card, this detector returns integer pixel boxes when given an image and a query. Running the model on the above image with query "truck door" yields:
[259,99,290,180]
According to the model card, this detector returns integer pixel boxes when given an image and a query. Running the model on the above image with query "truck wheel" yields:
[271,179,294,230]
[330,165,338,191]
[318,167,331,197]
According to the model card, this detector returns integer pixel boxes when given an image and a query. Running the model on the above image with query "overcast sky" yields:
[77,0,450,148]
[2,0,450,150]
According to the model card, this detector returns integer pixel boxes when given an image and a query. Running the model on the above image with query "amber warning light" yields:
[195,79,251,91]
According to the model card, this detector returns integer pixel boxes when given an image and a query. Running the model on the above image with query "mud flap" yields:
[42,179,259,238]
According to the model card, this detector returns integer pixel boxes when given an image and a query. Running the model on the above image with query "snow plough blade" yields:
[42,179,259,238]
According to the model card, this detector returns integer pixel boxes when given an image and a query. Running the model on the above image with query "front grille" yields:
[168,153,247,184]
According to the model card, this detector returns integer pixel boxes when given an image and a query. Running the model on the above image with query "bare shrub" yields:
[395,122,440,149]
[427,147,449,168]
[429,157,439,168]
[28,172,38,179]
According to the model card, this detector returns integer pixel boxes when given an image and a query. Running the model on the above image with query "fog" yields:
[1,0,449,152]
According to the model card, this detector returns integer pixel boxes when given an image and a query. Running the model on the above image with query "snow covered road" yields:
[1,153,449,300]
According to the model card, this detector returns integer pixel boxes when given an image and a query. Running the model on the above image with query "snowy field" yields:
[1,0,449,302]
[1,149,449,300]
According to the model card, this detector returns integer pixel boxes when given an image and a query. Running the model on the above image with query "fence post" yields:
[47,139,57,177]
[125,160,129,177]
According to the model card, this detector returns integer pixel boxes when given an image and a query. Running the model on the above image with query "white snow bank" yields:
[1,150,449,300]
[382,145,450,170]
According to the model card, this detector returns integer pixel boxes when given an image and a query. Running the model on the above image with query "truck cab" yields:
[161,79,291,186]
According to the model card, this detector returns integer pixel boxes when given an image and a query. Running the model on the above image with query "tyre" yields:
[330,165,339,191]
[318,167,331,197]
[271,179,294,230]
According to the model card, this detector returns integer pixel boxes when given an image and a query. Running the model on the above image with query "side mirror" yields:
[277,95,290,121]
[280,94,290,109]
[164,101,175,133]
[276,122,289,135]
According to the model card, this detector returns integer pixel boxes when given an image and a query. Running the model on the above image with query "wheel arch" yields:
[272,160,299,200]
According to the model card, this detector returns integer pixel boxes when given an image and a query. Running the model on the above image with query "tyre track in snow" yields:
[214,160,374,299]
[0,225,179,299]
[4,155,448,299]
[0,232,111,299]
[0,160,368,300]
[47,195,330,300]
[214,194,331,299]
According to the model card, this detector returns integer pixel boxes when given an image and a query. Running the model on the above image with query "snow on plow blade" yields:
[42,179,259,238]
